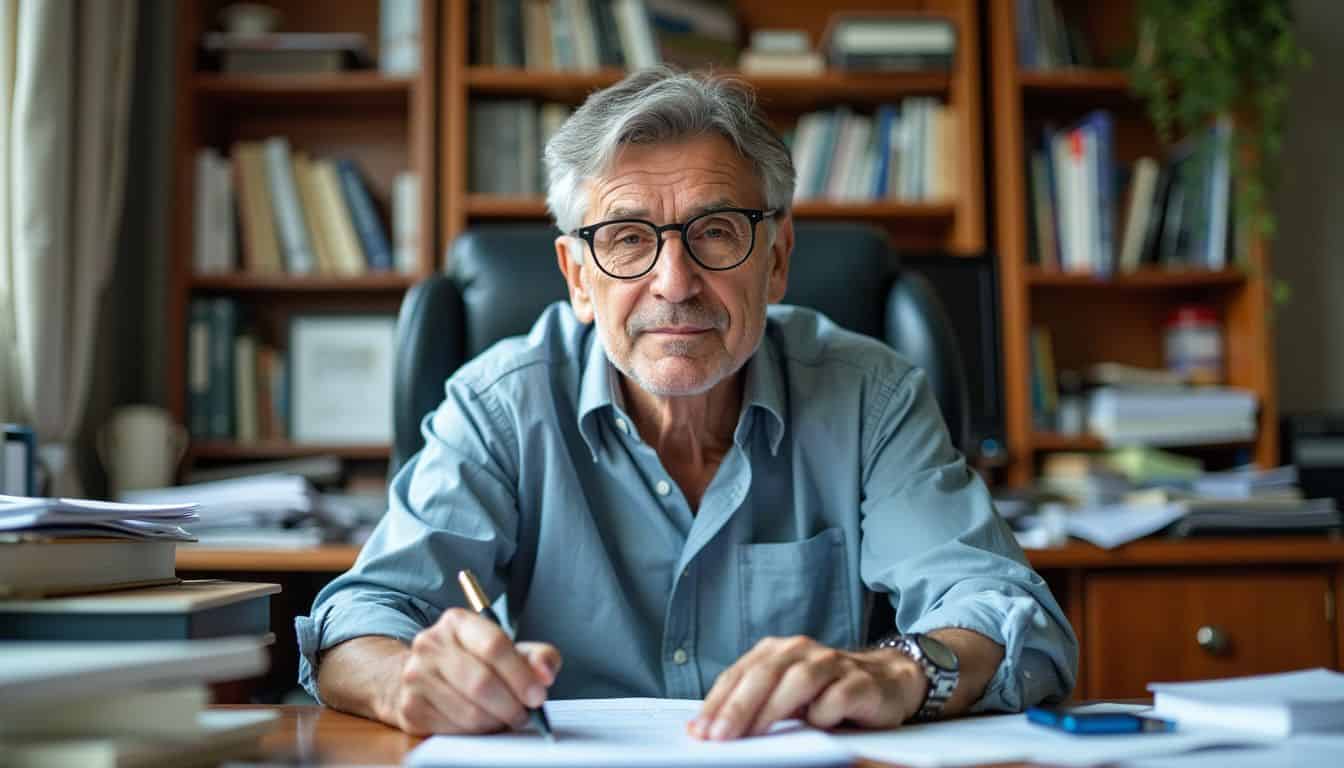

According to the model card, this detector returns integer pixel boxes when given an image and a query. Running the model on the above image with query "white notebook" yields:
[406,698,850,767]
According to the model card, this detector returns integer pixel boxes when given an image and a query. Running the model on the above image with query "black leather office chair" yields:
[392,221,970,645]
[394,221,969,476]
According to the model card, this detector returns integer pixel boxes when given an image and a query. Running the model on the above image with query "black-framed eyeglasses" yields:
[570,207,779,280]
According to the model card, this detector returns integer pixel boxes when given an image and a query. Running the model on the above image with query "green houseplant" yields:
[1129,0,1309,242]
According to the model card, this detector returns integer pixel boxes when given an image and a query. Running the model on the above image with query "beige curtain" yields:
[0,0,137,495]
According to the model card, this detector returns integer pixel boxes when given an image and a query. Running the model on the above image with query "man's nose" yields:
[647,233,701,304]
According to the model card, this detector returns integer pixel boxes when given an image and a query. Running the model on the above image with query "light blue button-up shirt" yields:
[297,303,1077,710]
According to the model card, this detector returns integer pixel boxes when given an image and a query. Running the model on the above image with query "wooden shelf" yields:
[192,71,415,105]
[1033,432,1106,452]
[1026,268,1248,289]
[465,195,956,223]
[191,273,420,293]
[464,67,951,105]
[1019,68,1132,94]
[1026,535,1344,570]
[190,441,391,460]
[172,535,1344,574]
[177,545,363,572]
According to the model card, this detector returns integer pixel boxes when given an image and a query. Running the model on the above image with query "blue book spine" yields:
[335,159,393,271]
[872,105,897,199]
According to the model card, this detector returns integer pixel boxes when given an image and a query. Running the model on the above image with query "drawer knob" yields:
[1196,625,1230,655]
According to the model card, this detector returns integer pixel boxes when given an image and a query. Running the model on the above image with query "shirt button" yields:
[615,417,630,434]
[655,480,671,496]
[672,648,689,665]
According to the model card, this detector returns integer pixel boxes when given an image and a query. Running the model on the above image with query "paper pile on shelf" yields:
[0,494,198,541]
[121,474,323,547]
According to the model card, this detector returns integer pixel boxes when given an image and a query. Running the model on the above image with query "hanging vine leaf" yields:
[1130,0,1308,242]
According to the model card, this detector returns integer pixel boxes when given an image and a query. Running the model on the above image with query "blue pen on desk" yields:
[457,569,555,742]
[1027,706,1176,735]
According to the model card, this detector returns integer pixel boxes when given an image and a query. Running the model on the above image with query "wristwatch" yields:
[879,633,960,722]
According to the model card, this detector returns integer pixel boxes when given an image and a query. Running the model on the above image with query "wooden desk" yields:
[185,536,1344,701]
[220,704,1018,767]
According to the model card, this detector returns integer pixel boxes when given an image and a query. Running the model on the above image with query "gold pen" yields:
[457,569,556,741]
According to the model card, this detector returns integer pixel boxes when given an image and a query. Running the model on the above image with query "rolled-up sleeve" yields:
[859,368,1078,712]
[296,378,521,703]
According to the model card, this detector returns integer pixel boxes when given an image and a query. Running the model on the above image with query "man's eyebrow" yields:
[606,205,651,218]
[603,199,739,221]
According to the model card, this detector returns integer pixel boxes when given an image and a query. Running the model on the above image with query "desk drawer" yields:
[1084,568,1336,698]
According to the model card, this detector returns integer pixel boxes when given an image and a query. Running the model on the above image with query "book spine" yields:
[234,334,259,443]
[263,137,316,275]
[335,159,394,271]
[392,171,419,274]
[209,298,237,439]
[187,299,212,438]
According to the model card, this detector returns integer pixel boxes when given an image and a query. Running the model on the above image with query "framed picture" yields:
[289,314,396,444]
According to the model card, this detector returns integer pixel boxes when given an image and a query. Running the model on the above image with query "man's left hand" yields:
[689,635,928,740]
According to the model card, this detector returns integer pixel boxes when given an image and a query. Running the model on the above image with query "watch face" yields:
[916,635,959,671]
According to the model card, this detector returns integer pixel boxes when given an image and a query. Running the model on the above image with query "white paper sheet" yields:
[1123,734,1344,768]
[405,698,850,767]
[831,709,1273,768]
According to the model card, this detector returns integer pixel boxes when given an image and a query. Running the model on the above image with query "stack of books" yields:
[738,29,824,75]
[0,638,275,766]
[1,496,282,763]
[1087,386,1258,446]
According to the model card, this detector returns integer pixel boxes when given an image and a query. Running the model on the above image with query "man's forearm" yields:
[928,627,1004,716]
[315,635,411,723]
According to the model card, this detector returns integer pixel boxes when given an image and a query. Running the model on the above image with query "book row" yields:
[193,140,419,277]
[473,0,734,72]
[791,100,957,203]
[1027,111,1234,275]
[187,299,286,443]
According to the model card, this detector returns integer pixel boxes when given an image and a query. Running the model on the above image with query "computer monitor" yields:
[900,252,1006,463]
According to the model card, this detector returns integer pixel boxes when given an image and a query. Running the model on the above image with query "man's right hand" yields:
[372,608,562,736]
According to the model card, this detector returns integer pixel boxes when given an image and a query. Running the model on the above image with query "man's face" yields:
[556,134,793,398]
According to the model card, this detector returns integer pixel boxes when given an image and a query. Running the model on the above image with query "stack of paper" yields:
[1193,465,1301,499]
[121,473,326,547]
[404,699,1274,768]
[0,494,198,540]
[1151,668,1344,737]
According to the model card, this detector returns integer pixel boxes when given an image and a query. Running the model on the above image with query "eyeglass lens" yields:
[591,211,754,277]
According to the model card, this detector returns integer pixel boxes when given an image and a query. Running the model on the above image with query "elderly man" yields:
[298,68,1076,740]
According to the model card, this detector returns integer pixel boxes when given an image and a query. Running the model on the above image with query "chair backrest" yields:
[393,222,969,474]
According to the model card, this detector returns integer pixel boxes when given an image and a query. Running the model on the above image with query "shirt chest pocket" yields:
[737,527,855,652]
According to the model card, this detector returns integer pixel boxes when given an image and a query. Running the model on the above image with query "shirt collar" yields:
[575,324,788,460]
[736,329,787,456]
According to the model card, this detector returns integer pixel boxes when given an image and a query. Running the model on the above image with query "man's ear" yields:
[765,213,794,304]
[556,235,595,323]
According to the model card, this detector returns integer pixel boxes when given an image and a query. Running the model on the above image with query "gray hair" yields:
[543,66,796,237]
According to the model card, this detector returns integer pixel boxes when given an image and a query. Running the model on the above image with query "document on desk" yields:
[831,705,1274,768]
[405,698,851,767]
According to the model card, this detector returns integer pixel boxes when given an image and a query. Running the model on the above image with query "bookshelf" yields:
[438,0,985,255]
[988,0,1278,486]
[166,1,439,472]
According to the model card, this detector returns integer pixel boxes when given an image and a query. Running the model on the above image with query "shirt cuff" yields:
[295,600,428,705]
[905,590,1073,713]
